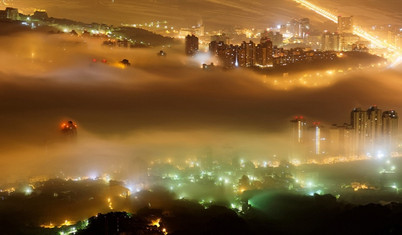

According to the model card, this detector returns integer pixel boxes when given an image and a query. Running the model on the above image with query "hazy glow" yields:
[294,0,401,55]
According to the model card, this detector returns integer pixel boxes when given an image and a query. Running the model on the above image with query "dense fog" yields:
[0,31,400,183]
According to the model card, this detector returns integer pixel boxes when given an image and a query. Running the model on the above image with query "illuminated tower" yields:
[351,108,367,155]
[366,106,382,153]
[240,41,256,67]
[290,116,307,158]
[185,34,199,56]
[337,16,353,34]
[382,110,398,153]
[291,116,307,144]
[312,122,322,155]
[256,37,273,66]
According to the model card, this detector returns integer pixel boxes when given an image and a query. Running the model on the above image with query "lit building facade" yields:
[291,107,398,158]
[290,116,307,158]
[321,32,340,51]
[382,110,399,153]
[185,34,199,56]
[5,7,19,21]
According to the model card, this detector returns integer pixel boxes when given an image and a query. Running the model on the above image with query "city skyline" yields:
[1,0,402,29]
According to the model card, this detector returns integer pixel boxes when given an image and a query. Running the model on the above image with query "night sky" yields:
[2,0,402,28]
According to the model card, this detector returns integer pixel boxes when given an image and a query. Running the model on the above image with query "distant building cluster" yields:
[0,7,175,48]
[0,7,49,21]
[179,21,205,37]
[102,39,149,48]
[321,31,368,52]
[290,106,399,158]
[275,16,372,52]
[288,18,311,39]
[321,16,369,52]
[207,38,337,68]
[208,38,273,68]
[0,7,19,21]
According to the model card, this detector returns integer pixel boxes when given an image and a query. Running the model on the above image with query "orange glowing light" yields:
[150,218,161,227]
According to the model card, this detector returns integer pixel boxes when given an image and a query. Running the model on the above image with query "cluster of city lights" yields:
[293,0,401,56]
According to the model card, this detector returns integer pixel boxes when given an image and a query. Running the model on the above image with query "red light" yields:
[300,116,304,119]
[92,59,97,62]
[102,59,107,63]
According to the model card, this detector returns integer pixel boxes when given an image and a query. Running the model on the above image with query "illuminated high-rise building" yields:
[185,34,199,56]
[328,124,354,156]
[311,122,323,155]
[338,16,353,34]
[291,116,307,144]
[221,45,237,68]
[321,32,340,51]
[209,41,223,56]
[366,106,382,153]
[209,42,238,68]
[290,116,307,158]
[5,7,19,21]
[255,37,273,66]
[339,33,360,51]
[351,108,367,155]
[382,110,398,153]
[241,41,256,67]
[350,106,398,156]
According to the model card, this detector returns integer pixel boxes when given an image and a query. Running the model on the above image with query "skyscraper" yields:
[255,37,273,66]
[328,124,354,156]
[366,106,382,152]
[290,116,307,158]
[350,106,398,156]
[321,32,340,51]
[311,122,323,155]
[185,35,199,56]
[382,110,399,153]
[291,116,307,144]
[351,108,367,155]
[243,41,256,67]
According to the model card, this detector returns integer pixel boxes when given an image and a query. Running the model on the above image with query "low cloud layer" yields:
[0,32,401,183]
